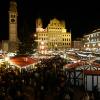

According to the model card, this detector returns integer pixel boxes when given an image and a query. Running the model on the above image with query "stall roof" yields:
[84,70,100,75]
[10,55,38,68]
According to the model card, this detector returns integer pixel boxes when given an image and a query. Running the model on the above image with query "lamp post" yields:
[4,56,10,68]
[33,33,38,50]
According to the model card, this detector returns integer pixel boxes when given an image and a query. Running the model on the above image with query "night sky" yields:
[0,0,100,41]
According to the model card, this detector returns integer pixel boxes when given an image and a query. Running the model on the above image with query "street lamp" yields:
[4,56,10,68]
[34,34,37,37]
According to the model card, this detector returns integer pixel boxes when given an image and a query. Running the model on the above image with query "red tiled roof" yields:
[10,56,38,68]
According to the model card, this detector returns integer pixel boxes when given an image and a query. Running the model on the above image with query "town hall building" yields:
[35,18,71,52]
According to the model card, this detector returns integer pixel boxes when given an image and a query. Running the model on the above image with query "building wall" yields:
[83,29,100,51]
[72,41,82,50]
[35,18,71,50]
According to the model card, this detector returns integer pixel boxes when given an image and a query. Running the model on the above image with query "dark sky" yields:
[0,0,100,41]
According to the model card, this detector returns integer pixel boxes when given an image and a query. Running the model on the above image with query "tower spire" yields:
[9,0,17,12]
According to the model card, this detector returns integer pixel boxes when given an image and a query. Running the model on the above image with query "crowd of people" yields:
[0,55,99,100]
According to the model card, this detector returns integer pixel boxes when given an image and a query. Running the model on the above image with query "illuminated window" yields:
[91,34,93,37]
[97,38,99,41]
[91,39,93,42]
[98,43,100,46]
[93,44,96,47]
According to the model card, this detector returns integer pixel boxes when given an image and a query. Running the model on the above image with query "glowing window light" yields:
[93,44,96,47]
[98,43,100,46]
[41,46,44,49]
[41,41,44,45]
[5,57,9,62]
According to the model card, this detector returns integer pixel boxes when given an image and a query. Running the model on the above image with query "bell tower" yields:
[36,18,43,28]
[9,1,18,42]
[8,0,18,52]
[36,18,43,32]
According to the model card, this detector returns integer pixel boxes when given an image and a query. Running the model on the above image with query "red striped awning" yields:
[84,70,100,75]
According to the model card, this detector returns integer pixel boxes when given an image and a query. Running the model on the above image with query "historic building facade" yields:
[71,38,84,50]
[2,1,19,52]
[35,18,71,52]
[72,41,82,50]
[83,28,100,51]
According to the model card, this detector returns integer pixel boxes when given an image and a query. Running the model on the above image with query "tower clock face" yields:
[11,18,15,23]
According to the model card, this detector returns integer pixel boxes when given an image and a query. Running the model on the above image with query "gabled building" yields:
[35,18,71,52]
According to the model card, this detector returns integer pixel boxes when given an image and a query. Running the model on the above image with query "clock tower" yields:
[8,0,18,52]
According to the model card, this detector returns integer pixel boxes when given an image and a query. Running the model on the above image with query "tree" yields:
[17,18,37,55]
[17,34,36,55]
